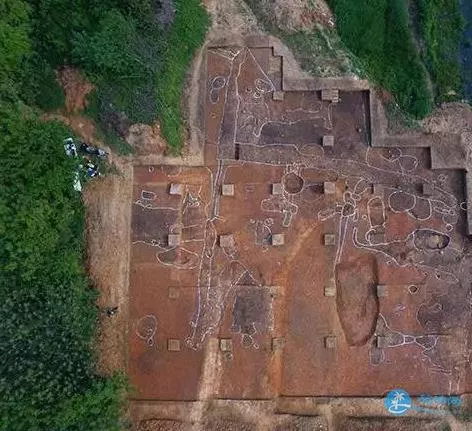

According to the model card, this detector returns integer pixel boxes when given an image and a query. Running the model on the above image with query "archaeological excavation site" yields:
[6,0,472,430]
[125,36,472,431]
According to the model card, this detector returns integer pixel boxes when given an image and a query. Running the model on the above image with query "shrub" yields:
[156,0,210,151]
[20,54,65,111]
[416,0,465,102]
[328,0,433,118]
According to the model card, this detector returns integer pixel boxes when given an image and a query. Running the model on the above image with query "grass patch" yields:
[328,0,433,119]
[415,0,465,102]
[385,101,421,133]
[284,29,360,77]
[244,0,358,77]
[84,89,135,156]
[97,127,134,156]
[156,0,210,152]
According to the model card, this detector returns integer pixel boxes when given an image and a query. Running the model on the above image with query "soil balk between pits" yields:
[138,419,190,431]
[335,254,379,346]
[339,417,449,431]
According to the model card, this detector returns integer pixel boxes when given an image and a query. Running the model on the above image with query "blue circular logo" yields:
[384,389,412,415]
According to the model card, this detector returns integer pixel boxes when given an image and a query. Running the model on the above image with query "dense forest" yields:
[0,0,208,429]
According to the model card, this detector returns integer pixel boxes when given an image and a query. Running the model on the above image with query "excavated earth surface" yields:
[123,37,472,430]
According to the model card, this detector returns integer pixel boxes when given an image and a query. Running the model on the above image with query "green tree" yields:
[72,9,153,79]
[0,0,31,78]
[0,105,126,431]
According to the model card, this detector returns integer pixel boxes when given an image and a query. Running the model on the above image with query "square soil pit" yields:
[272,337,286,351]
[273,91,285,101]
[219,234,235,248]
[271,233,285,246]
[323,181,336,194]
[168,234,181,247]
[220,338,233,352]
[422,182,434,196]
[221,184,235,196]
[321,89,339,103]
[272,183,283,195]
[322,135,334,147]
[167,339,181,352]
[169,183,183,195]
[168,287,180,299]
[324,285,336,297]
[376,284,388,298]
[324,234,336,246]
[324,336,337,349]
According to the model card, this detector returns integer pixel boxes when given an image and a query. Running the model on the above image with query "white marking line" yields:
[135,314,157,347]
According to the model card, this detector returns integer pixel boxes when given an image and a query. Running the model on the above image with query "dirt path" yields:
[83,158,133,374]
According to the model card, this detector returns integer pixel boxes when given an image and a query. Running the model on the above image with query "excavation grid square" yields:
[222,184,235,196]
[271,233,285,246]
[127,40,472,403]
[272,183,283,195]
[219,234,235,248]
[273,91,285,101]
[169,183,183,195]
[323,181,336,194]
[376,284,388,298]
[220,338,233,352]
[167,339,181,352]
[324,234,336,246]
[168,234,181,247]
[324,336,337,349]
[323,135,334,147]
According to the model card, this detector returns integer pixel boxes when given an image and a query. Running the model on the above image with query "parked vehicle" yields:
[79,142,107,158]
[64,137,77,157]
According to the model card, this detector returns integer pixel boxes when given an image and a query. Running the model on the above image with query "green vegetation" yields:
[0,0,30,79]
[328,0,433,118]
[384,100,421,133]
[282,29,359,77]
[83,89,135,155]
[0,1,137,429]
[0,103,127,431]
[156,0,210,151]
[25,0,209,153]
[244,0,358,78]
[247,0,465,119]
[21,55,65,111]
[0,2,210,427]
[1,0,208,427]
[415,0,465,102]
